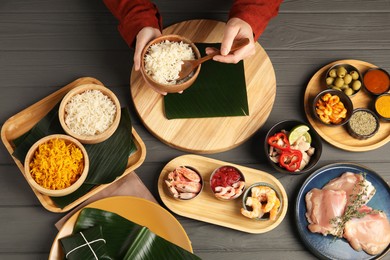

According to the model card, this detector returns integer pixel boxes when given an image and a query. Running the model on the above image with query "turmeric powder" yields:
[375,95,390,118]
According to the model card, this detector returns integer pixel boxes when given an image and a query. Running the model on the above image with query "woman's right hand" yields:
[133,27,161,71]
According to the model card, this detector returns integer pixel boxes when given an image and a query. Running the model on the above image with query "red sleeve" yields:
[229,0,283,40]
[103,0,162,48]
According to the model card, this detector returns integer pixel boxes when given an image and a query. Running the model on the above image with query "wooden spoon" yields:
[177,37,250,81]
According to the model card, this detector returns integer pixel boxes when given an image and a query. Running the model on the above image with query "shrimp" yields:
[232,181,245,198]
[269,197,281,221]
[251,186,278,213]
[175,166,201,183]
[215,186,236,199]
[165,180,179,198]
[241,197,263,219]
[172,181,202,193]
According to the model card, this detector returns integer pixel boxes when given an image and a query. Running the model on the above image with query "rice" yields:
[144,40,195,85]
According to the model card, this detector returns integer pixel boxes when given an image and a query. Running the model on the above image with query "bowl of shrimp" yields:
[209,165,246,201]
[164,166,203,201]
[241,182,282,221]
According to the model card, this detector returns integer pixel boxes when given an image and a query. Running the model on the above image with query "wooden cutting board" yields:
[130,19,276,153]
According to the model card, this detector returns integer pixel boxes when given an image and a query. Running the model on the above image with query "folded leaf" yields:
[164,43,249,119]
[74,208,201,260]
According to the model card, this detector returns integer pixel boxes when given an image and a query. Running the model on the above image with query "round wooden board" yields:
[304,59,390,151]
[130,19,276,154]
[157,154,288,234]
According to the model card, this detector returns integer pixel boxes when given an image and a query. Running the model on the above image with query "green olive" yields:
[326,77,335,85]
[352,80,362,91]
[340,84,349,90]
[336,66,347,78]
[332,86,342,91]
[329,69,337,78]
[343,74,353,84]
[334,77,344,87]
[344,88,354,96]
[350,71,359,80]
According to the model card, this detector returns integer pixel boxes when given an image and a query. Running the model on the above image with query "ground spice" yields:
[349,111,378,136]
[363,69,390,94]
[375,95,390,118]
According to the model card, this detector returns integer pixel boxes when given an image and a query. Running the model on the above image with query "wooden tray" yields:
[1,77,146,213]
[304,59,390,151]
[157,154,288,234]
[131,19,276,154]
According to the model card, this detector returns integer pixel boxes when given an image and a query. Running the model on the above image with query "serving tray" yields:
[157,154,288,234]
[1,77,146,213]
[304,59,390,151]
[131,19,276,154]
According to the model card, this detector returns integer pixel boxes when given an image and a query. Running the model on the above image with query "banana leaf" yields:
[73,208,201,260]
[60,225,113,260]
[164,43,249,119]
[12,105,137,208]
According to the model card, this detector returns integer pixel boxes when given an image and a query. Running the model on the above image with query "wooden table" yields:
[0,1,389,259]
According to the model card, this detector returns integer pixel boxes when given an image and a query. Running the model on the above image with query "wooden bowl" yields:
[140,34,201,93]
[24,134,89,197]
[59,84,121,144]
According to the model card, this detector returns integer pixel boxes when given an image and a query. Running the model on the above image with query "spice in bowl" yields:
[375,93,390,120]
[347,109,379,140]
[363,68,390,95]
[210,165,245,200]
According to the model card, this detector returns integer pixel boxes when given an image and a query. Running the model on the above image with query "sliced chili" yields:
[279,149,302,172]
[267,132,290,150]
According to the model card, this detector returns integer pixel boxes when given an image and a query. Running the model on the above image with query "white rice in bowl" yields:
[144,40,195,85]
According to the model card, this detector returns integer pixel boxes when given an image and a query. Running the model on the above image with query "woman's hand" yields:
[133,27,161,71]
[206,18,256,64]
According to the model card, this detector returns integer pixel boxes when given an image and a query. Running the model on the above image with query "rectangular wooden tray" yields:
[1,77,146,213]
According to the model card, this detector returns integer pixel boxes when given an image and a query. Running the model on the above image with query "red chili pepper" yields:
[268,132,290,150]
[279,149,302,172]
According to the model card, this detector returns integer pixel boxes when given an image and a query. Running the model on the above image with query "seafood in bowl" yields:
[241,183,282,221]
[164,166,203,200]
[210,165,245,200]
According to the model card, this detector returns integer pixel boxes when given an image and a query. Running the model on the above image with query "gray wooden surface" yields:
[1,0,389,259]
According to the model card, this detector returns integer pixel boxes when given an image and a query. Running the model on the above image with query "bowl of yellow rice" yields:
[24,134,89,197]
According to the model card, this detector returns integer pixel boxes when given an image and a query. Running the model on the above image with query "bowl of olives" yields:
[325,64,363,97]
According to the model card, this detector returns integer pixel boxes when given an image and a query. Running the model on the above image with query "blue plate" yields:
[295,163,390,260]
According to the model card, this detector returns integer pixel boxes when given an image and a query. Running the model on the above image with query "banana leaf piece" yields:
[74,208,201,260]
[164,43,249,119]
[60,225,113,260]
[12,105,137,208]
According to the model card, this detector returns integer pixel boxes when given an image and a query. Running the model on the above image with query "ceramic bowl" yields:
[264,120,322,174]
[374,93,390,121]
[209,165,246,201]
[312,89,353,126]
[140,34,201,94]
[363,68,390,96]
[346,108,380,140]
[241,182,282,221]
[325,63,363,97]
[164,166,203,201]
[59,84,121,144]
[24,134,89,197]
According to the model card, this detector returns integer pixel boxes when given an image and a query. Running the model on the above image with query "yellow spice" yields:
[29,138,84,190]
[375,95,390,118]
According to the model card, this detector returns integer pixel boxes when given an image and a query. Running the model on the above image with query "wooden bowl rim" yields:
[24,134,89,197]
[58,84,121,144]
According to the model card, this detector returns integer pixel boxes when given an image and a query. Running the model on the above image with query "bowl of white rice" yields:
[140,34,201,93]
[58,84,121,144]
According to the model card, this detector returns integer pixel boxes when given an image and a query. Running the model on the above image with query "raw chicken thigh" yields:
[305,188,347,236]
[343,205,390,255]
[323,172,376,206]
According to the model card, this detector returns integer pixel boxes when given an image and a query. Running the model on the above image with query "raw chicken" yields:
[290,135,315,170]
[305,188,347,236]
[343,205,390,255]
[323,172,376,206]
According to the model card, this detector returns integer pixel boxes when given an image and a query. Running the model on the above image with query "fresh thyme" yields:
[329,172,374,237]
